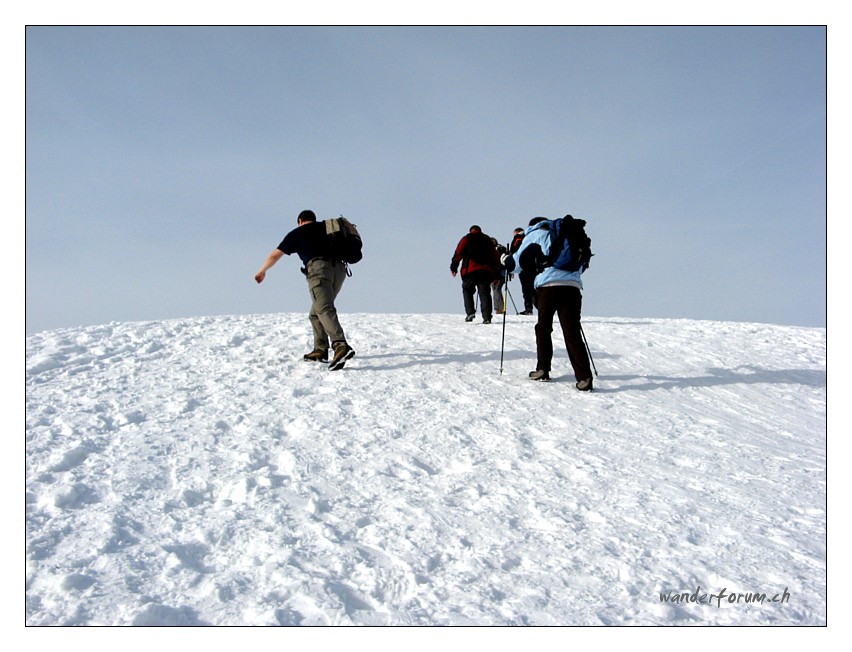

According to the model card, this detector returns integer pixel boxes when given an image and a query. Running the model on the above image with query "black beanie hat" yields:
[298,210,317,223]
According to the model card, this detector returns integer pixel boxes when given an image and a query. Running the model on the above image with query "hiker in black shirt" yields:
[255,210,355,370]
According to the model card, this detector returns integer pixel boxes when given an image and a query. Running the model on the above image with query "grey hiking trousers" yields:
[305,258,348,351]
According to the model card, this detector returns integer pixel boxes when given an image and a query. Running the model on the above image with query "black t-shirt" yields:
[277,221,329,265]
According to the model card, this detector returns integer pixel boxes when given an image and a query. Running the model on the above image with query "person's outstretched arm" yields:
[255,249,285,283]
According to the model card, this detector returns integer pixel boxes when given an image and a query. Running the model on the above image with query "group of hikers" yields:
[450,224,535,324]
[255,210,594,391]
[449,224,534,323]
[449,221,594,390]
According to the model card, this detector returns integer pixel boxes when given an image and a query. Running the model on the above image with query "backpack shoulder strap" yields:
[547,218,565,264]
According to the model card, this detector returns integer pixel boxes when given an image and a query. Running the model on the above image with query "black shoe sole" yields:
[529,372,550,382]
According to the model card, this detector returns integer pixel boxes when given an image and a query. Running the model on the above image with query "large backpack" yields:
[466,231,498,270]
[546,214,593,272]
[324,216,363,265]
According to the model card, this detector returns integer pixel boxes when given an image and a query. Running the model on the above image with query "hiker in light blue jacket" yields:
[503,217,593,389]
[511,218,584,290]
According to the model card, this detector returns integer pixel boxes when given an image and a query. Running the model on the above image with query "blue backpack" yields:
[546,215,593,272]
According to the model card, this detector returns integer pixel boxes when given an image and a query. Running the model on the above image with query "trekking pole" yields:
[500,280,510,375]
[580,324,598,377]
[506,283,519,315]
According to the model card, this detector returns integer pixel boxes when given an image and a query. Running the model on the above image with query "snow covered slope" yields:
[25,313,826,625]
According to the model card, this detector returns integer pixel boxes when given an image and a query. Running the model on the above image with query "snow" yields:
[25,312,826,626]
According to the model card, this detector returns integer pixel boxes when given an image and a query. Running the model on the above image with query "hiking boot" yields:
[528,369,550,382]
[465,314,475,322]
[483,318,492,324]
[329,341,355,371]
[303,349,329,363]
[520,309,533,315]
[576,377,594,392]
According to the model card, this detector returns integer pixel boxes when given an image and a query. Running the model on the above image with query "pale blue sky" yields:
[25,26,826,334]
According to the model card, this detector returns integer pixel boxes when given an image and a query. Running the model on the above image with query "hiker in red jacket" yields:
[450,225,500,324]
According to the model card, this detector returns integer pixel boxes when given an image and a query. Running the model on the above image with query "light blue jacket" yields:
[510,221,584,291]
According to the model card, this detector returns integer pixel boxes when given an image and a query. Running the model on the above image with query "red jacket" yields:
[450,228,500,280]
[510,232,524,253]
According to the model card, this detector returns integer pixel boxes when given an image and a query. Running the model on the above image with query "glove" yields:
[500,253,515,273]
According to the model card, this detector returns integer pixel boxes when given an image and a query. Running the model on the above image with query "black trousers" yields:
[519,269,536,311]
[462,274,493,320]
[534,285,592,380]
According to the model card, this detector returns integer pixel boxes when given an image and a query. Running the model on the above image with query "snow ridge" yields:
[26,313,826,625]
